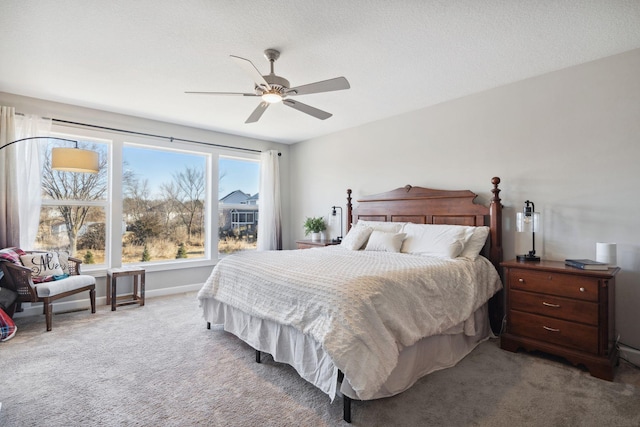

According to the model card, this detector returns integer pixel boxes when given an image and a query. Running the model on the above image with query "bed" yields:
[198,177,504,423]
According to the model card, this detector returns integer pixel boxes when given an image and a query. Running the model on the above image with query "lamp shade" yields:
[515,200,540,262]
[516,211,540,233]
[51,147,99,173]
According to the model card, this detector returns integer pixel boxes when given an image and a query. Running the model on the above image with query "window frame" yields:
[42,124,260,276]
[42,129,112,269]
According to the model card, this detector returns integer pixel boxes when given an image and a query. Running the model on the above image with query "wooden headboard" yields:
[345,177,504,332]
[345,177,503,269]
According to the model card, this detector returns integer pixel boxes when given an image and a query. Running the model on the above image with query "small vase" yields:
[311,232,320,241]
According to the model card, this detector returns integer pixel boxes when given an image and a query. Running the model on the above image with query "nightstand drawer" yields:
[510,289,598,325]
[509,310,598,353]
[508,268,598,302]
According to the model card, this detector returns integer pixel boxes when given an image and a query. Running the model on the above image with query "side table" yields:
[500,259,619,380]
[106,267,146,311]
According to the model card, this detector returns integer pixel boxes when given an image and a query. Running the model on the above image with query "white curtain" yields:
[14,114,50,248]
[257,150,282,250]
[0,106,18,248]
[0,108,50,249]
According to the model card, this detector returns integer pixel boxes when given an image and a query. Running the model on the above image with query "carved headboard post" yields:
[346,189,353,233]
[488,177,503,270]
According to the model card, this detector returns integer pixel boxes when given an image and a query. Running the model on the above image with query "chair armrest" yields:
[0,262,38,302]
[68,256,83,275]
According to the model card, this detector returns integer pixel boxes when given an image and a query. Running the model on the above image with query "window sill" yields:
[81,257,218,278]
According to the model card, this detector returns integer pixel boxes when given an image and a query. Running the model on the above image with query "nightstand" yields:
[500,259,620,381]
[295,240,340,249]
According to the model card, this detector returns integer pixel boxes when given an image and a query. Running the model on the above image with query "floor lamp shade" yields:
[51,147,99,173]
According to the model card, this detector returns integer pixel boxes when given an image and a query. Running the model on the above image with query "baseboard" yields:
[619,344,640,366]
[12,283,203,318]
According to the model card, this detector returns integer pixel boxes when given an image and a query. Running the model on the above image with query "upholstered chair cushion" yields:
[34,274,97,298]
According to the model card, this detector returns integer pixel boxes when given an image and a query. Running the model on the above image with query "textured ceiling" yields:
[1,1,640,144]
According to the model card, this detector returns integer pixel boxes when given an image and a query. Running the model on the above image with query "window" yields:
[35,135,109,265]
[122,144,207,264]
[33,126,260,270]
[218,156,260,255]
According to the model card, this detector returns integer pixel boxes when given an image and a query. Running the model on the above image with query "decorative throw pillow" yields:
[459,226,490,260]
[20,252,65,283]
[0,307,17,342]
[364,231,406,253]
[56,251,71,275]
[341,226,373,251]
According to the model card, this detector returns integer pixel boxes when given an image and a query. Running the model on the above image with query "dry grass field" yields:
[73,237,255,265]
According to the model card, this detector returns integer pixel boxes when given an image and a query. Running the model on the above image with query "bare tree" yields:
[161,166,205,242]
[41,143,107,254]
[124,176,152,222]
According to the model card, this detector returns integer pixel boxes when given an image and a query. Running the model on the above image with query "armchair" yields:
[0,250,96,331]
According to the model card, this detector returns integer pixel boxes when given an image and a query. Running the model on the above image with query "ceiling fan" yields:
[186,49,350,123]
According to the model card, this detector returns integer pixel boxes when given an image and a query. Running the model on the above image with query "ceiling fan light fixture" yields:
[261,92,282,103]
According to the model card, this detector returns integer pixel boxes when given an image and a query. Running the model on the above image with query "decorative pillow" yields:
[364,231,407,253]
[400,223,467,258]
[341,226,374,251]
[56,251,71,275]
[20,252,65,283]
[355,220,405,234]
[459,226,490,260]
[0,307,17,342]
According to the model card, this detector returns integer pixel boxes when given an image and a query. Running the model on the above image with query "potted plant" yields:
[304,216,327,241]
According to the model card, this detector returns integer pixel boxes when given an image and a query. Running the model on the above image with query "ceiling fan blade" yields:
[288,76,350,96]
[185,91,258,96]
[283,99,332,120]
[230,55,271,90]
[245,102,269,123]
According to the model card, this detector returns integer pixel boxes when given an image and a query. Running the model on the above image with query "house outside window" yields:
[218,156,260,255]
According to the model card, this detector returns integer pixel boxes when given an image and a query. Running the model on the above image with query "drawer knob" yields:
[543,326,560,332]
[518,278,525,283]
[579,287,585,292]
[542,302,560,308]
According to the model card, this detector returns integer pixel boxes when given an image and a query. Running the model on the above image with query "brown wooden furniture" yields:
[295,239,340,249]
[500,259,619,380]
[107,267,146,311]
[0,251,96,331]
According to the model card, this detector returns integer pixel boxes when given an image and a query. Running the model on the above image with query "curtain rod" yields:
[15,113,281,156]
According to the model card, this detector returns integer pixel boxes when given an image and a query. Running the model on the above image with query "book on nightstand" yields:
[564,258,609,270]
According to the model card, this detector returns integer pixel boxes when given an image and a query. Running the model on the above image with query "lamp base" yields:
[516,254,541,262]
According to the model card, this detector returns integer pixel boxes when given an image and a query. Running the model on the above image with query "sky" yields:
[123,146,260,199]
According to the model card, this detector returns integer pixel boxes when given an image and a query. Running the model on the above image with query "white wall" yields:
[289,49,640,357]
[0,91,291,307]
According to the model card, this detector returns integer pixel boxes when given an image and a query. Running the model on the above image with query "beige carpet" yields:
[1,292,638,427]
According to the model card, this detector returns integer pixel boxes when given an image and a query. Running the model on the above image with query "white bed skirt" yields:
[201,299,491,401]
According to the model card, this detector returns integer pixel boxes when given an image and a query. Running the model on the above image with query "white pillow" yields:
[356,220,404,233]
[364,230,406,253]
[459,226,490,260]
[400,223,467,258]
[20,252,65,278]
[341,226,373,251]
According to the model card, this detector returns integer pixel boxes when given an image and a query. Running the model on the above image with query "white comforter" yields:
[198,246,502,400]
